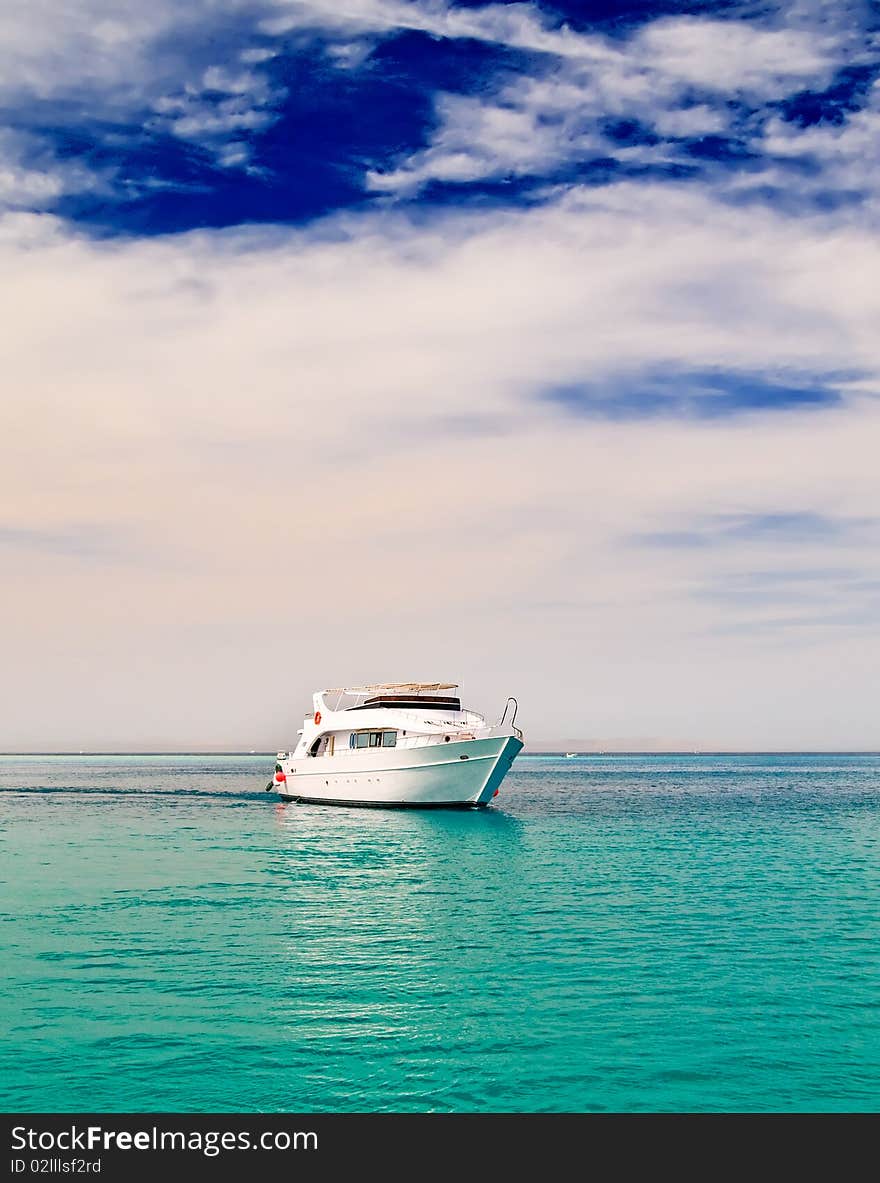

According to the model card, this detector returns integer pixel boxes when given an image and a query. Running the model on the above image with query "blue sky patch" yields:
[0,524,127,560]
[631,511,876,550]
[542,369,846,421]
[776,63,880,128]
[0,0,876,236]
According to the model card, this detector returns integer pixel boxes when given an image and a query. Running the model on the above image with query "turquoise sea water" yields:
[1,753,878,1113]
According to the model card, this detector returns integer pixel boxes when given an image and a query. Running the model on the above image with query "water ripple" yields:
[1,753,879,1112]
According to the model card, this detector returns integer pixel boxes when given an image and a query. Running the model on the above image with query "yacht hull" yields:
[277,734,522,808]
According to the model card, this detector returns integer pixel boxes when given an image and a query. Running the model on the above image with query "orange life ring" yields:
[314,710,322,725]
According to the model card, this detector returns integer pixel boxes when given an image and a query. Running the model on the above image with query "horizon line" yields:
[2,749,879,757]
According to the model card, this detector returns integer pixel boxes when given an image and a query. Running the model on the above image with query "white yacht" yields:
[268,682,523,808]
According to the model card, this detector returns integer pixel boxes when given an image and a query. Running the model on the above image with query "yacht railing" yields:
[497,697,523,740]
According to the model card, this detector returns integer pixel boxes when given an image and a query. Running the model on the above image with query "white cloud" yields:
[0,1,872,201]
[159,98,276,142]
[0,2,201,102]
[633,16,840,96]
[259,0,610,57]
[216,141,252,169]
[1,1,879,747]
[201,65,262,94]
[2,178,880,747]
[0,128,107,209]
[144,62,284,165]
[760,78,880,194]
[650,105,731,139]
[241,46,278,64]
[368,90,609,192]
[0,2,284,178]
[365,7,858,194]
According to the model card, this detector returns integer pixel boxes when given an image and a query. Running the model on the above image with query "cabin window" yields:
[351,730,396,748]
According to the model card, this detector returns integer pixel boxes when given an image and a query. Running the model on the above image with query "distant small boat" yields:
[565,752,576,758]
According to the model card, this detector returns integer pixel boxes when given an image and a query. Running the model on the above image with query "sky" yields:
[1,0,879,751]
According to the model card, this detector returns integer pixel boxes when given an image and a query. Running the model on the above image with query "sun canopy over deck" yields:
[320,683,462,713]
[324,682,458,695]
